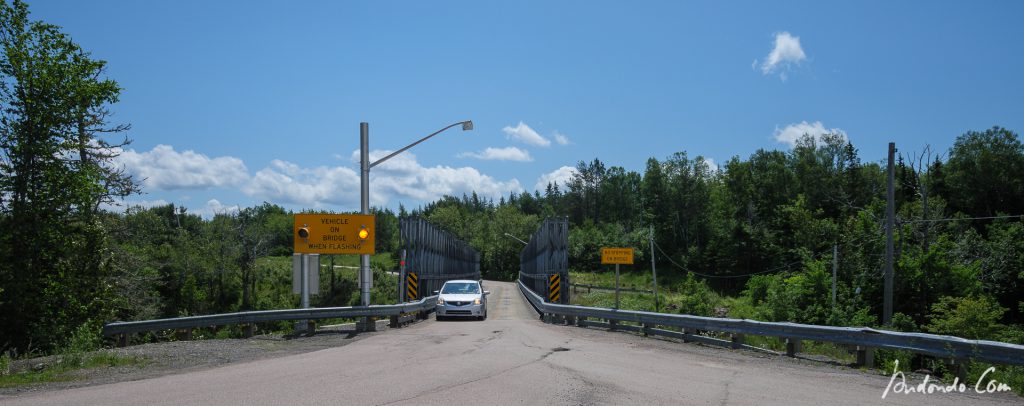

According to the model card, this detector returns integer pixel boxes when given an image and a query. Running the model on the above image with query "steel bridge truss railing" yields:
[518,217,569,304]
[400,216,481,297]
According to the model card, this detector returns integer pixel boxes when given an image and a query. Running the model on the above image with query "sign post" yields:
[601,248,634,310]
[293,213,374,332]
[398,249,407,303]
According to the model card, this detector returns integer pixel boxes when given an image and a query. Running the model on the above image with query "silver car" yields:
[435,280,489,321]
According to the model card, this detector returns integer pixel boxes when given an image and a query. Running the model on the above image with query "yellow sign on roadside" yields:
[601,247,634,265]
[293,213,375,254]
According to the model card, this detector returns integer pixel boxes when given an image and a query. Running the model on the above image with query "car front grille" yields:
[448,301,471,306]
[447,310,472,315]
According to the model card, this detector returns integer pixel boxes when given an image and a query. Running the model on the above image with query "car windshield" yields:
[441,282,480,294]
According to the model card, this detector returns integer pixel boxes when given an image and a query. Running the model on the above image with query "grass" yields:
[0,351,148,388]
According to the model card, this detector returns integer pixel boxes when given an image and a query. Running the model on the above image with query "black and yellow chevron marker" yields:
[406,272,419,301]
[548,274,561,302]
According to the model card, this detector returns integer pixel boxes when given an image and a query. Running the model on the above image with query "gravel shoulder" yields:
[0,323,391,398]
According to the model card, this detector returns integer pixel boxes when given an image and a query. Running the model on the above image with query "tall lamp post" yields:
[359,121,473,311]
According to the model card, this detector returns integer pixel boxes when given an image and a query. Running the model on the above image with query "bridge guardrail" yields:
[103,295,438,339]
[518,279,1024,367]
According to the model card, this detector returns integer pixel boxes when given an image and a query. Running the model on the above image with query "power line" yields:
[652,240,812,279]
[900,214,1024,224]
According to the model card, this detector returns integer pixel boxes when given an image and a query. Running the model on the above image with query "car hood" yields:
[439,294,480,302]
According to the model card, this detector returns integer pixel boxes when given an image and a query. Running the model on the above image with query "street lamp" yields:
[503,232,529,246]
[359,120,473,311]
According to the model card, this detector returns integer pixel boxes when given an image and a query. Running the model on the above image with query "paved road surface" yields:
[5,281,1019,405]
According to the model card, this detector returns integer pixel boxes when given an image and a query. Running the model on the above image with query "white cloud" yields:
[199,199,240,217]
[758,32,807,80]
[702,157,718,173]
[534,166,577,192]
[243,161,361,208]
[364,150,523,204]
[773,121,847,147]
[117,144,249,190]
[243,149,522,208]
[553,132,570,146]
[459,146,533,162]
[502,121,551,147]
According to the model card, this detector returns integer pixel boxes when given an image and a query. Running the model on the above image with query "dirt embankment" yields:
[1,325,387,397]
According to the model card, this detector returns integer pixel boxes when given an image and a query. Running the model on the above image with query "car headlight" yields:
[437,297,445,305]
[474,298,481,305]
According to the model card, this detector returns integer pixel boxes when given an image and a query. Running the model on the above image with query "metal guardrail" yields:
[103,295,438,337]
[518,280,1024,366]
[570,283,654,294]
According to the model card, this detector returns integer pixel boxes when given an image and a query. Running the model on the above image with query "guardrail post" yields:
[951,358,969,382]
[243,324,256,338]
[785,338,802,357]
[117,334,128,348]
[176,328,192,341]
[681,328,694,343]
[854,346,874,368]
[357,317,376,332]
[389,315,400,328]
[577,316,587,328]
[642,323,651,337]
[609,319,618,331]
[730,333,744,349]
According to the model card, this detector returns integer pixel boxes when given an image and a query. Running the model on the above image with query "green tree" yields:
[937,126,1024,219]
[0,0,138,352]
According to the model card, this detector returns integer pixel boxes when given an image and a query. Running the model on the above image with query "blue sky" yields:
[28,1,1024,217]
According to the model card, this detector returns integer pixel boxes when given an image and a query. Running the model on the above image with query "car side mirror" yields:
[433,290,439,294]
[484,291,490,295]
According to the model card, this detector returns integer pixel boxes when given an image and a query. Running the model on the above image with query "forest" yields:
[1,0,1023,368]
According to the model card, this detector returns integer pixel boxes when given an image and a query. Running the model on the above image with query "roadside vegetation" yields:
[0,324,146,388]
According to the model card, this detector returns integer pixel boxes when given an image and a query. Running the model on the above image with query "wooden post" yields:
[681,328,694,343]
[785,338,802,357]
[730,334,744,349]
[855,346,875,368]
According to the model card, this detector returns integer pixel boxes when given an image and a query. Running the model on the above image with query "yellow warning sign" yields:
[293,213,375,254]
[601,247,634,265]
[406,272,419,301]
[548,274,561,302]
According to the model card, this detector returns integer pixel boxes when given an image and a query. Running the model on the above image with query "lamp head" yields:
[461,121,474,131]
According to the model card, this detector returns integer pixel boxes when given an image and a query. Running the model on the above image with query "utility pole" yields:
[832,243,838,312]
[884,142,895,325]
[650,226,659,312]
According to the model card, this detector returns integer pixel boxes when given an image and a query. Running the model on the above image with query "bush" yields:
[59,322,101,368]
[672,274,718,317]
[925,295,1006,340]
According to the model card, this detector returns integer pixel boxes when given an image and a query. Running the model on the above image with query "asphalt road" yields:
[5,281,1020,405]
